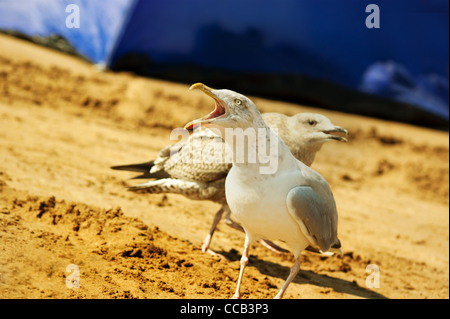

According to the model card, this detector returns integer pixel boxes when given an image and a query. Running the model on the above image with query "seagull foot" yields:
[201,235,212,253]
[205,248,229,260]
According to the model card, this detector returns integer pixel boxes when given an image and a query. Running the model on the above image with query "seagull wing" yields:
[113,128,231,183]
[286,185,338,252]
[160,129,231,182]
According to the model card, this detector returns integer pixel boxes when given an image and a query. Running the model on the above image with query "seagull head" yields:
[292,113,348,145]
[185,83,261,131]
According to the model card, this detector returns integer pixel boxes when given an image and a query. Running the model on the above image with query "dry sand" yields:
[0,34,448,299]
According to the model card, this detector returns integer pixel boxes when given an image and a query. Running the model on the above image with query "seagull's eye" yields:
[308,120,317,126]
[234,99,242,105]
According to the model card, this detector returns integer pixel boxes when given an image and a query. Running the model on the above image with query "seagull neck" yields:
[224,119,294,174]
[291,143,322,167]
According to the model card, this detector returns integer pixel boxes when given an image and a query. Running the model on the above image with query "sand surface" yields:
[0,34,448,299]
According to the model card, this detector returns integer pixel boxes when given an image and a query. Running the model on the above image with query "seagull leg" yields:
[223,208,245,232]
[202,207,224,252]
[232,233,253,299]
[274,256,300,299]
[202,207,229,260]
[259,240,290,254]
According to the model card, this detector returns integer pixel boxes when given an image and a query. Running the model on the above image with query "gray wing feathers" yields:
[286,186,338,252]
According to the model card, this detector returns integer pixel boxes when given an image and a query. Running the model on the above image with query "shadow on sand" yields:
[217,248,387,299]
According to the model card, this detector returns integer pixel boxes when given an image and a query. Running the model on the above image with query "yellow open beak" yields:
[189,83,216,98]
[184,83,227,130]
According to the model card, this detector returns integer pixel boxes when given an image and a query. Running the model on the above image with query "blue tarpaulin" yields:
[0,0,448,125]
[0,0,132,64]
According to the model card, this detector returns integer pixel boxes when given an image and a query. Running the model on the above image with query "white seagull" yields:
[184,83,342,299]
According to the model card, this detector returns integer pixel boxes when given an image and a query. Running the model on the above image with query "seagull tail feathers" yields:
[111,161,170,180]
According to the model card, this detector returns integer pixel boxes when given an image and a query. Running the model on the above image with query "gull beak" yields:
[189,83,217,99]
[323,126,349,142]
[184,83,228,130]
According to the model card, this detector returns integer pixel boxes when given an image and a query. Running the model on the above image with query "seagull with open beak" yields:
[186,83,341,299]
